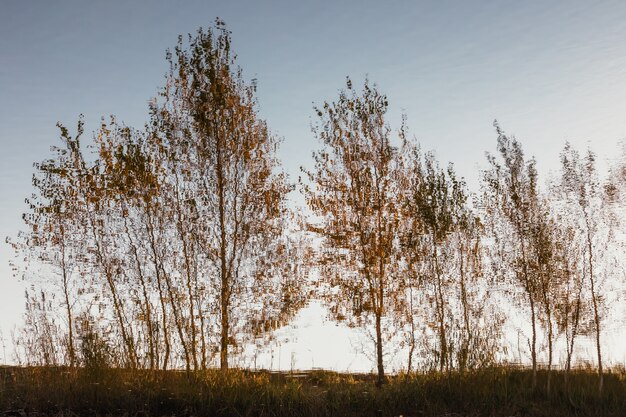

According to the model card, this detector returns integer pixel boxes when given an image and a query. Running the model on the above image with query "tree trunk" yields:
[546,307,553,396]
[174,176,199,371]
[145,212,170,370]
[407,283,416,374]
[529,293,537,391]
[589,254,603,395]
[217,135,230,371]
[124,216,156,369]
[59,235,75,367]
[459,240,471,373]
[432,240,447,374]
[566,281,583,394]
[88,214,137,368]
[585,215,603,395]
[147,209,191,373]
[375,310,385,387]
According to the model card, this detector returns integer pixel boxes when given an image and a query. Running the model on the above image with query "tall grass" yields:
[0,365,624,416]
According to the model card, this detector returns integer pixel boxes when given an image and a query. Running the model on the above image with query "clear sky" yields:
[2,0,626,369]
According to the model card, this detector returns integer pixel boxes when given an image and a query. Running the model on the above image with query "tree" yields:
[93,120,176,370]
[151,20,296,370]
[447,175,502,373]
[13,20,302,371]
[402,150,501,374]
[481,122,543,390]
[302,78,403,386]
[9,118,98,367]
[549,206,589,394]
[529,198,558,395]
[405,152,464,373]
[557,143,612,394]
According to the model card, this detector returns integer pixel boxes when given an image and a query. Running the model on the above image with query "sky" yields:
[2,0,626,369]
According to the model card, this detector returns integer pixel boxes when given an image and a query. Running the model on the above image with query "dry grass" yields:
[0,365,624,416]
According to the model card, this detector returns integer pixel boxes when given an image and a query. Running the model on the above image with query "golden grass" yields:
[0,365,624,416]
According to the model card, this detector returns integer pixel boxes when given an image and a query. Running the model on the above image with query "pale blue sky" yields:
[2,0,626,367]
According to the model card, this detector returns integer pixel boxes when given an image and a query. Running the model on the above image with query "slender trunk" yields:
[59,233,75,367]
[518,229,536,391]
[375,310,385,386]
[147,208,191,372]
[124,216,156,369]
[566,282,582,394]
[161,262,191,372]
[375,230,386,386]
[182,239,198,371]
[101,255,136,367]
[155,271,170,370]
[174,175,199,370]
[78,157,137,367]
[546,305,553,396]
[191,245,207,370]
[590,274,603,395]
[459,239,471,373]
[145,210,170,370]
[219,262,229,371]
[216,136,230,371]
[588,242,603,395]
[88,213,137,368]
[432,238,447,373]
[529,292,537,391]
[407,283,416,374]
[584,213,603,395]
[195,251,207,370]
[373,161,387,387]
[541,265,553,396]
[180,214,198,370]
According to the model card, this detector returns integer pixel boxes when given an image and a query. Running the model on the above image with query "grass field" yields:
[0,365,624,416]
